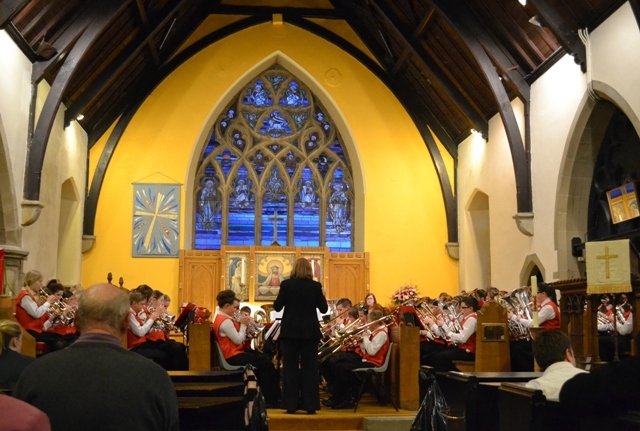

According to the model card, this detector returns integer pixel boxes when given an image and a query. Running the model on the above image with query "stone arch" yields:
[184,50,365,250]
[464,189,491,290]
[519,254,545,286]
[57,177,81,284]
[554,82,640,280]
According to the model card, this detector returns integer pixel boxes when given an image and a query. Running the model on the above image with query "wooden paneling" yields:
[327,252,369,302]
[179,250,222,314]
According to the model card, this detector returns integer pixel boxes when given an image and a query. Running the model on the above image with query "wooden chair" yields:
[352,342,397,412]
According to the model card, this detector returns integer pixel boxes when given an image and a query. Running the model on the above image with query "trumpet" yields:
[615,306,627,326]
[233,311,264,339]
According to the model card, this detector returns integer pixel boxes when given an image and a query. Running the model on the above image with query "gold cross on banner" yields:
[596,246,618,278]
[134,193,178,250]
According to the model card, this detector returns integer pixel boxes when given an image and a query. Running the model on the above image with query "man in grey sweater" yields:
[13,283,179,431]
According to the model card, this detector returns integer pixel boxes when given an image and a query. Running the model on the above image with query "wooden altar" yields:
[179,246,369,311]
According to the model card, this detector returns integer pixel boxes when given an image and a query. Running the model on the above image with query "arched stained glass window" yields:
[194,66,354,251]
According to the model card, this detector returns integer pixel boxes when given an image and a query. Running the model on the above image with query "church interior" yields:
[1,0,640,430]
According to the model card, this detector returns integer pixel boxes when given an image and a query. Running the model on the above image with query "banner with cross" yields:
[585,239,631,294]
[132,183,180,257]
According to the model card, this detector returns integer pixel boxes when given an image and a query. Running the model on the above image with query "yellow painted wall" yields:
[82,22,458,310]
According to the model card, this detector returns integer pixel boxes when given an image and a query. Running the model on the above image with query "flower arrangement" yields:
[391,283,419,305]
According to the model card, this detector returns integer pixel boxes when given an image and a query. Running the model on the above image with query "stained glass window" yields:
[193,66,354,251]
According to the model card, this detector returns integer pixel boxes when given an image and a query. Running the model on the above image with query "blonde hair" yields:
[24,270,43,290]
[0,320,22,356]
[290,258,313,280]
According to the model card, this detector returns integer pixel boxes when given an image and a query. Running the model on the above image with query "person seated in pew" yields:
[0,319,35,390]
[323,309,390,409]
[559,332,640,416]
[13,283,179,431]
[0,394,51,431]
[422,296,479,372]
[525,330,586,401]
[211,289,281,407]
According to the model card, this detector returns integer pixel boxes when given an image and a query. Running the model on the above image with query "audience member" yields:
[0,394,50,431]
[0,320,34,390]
[525,330,586,401]
[13,283,179,431]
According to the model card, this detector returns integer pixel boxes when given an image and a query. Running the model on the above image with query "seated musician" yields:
[323,309,390,409]
[598,294,633,361]
[329,298,353,335]
[15,270,66,351]
[422,296,479,372]
[240,306,255,351]
[418,302,450,363]
[211,290,281,407]
[320,306,361,394]
[526,330,586,401]
[509,282,559,330]
[127,290,189,370]
[47,286,80,347]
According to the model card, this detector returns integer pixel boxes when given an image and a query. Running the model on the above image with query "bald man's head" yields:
[75,283,129,334]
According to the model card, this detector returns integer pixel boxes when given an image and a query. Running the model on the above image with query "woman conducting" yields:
[273,258,328,414]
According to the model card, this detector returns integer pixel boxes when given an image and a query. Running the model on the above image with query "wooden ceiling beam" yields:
[323,3,458,242]
[0,0,29,29]
[370,0,488,138]
[64,0,185,127]
[529,0,586,73]
[433,0,531,214]
[136,0,161,67]
[208,4,345,20]
[24,1,128,202]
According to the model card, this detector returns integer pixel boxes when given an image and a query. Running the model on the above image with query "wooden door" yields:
[179,250,222,313]
[326,252,368,303]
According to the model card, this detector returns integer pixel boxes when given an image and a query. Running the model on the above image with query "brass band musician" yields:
[598,294,633,361]
[422,296,479,372]
[507,282,560,330]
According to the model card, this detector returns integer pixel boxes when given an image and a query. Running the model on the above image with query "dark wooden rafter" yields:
[630,0,640,33]
[0,0,28,29]
[432,0,532,213]
[528,0,586,73]
[87,0,216,145]
[369,0,488,139]
[135,0,161,67]
[207,4,345,20]
[84,14,268,235]
[24,1,128,202]
[63,0,186,126]
[32,13,93,83]
[302,8,458,242]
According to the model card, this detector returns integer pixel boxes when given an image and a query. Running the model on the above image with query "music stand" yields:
[175,302,197,331]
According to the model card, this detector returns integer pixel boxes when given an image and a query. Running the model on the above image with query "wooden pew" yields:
[0,301,36,357]
[390,324,420,411]
[438,372,541,431]
[453,301,511,372]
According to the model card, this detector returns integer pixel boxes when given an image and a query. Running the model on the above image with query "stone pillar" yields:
[1,245,29,296]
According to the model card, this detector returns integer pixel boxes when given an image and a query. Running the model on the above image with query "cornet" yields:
[233,311,264,339]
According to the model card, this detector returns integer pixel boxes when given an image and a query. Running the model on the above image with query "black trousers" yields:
[419,340,449,365]
[227,350,281,404]
[599,333,632,362]
[280,338,320,411]
[28,330,66,351]
[422,345,475,372]
[331,355,374,403]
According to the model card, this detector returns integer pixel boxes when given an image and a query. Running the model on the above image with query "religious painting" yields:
[301,254,324,284]
[132,183,180,257]
[254,252,295,301]
[606,182,640,224]
[227,253,250,301]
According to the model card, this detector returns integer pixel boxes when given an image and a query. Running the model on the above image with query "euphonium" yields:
[597,311,611,327]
